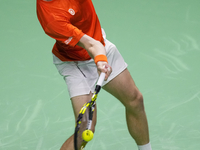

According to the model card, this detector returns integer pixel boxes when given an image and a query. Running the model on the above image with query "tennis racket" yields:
[74,72,105,150]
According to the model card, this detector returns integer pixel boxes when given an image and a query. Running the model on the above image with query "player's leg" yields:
[103,69,150,146]
[60,93,97,150]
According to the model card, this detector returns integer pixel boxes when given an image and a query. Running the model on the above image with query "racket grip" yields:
[96,72,105,86]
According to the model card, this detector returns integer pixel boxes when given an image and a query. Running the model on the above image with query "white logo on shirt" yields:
[65,37,73,44]
[68,8,75,15]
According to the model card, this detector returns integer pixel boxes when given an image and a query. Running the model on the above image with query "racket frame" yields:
[74,73,105,150]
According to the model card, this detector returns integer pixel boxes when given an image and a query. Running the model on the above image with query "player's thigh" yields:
[71,93,97,127]
[103,69,142,106]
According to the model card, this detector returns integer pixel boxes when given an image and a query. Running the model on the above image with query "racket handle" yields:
[96,72,105,86]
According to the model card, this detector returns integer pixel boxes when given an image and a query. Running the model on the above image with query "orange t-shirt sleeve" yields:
[37,2,84,47]
[44,19,84,47]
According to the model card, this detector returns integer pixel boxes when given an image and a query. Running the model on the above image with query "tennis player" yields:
[37,0,152,150]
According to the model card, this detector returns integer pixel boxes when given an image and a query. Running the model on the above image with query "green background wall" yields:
[1,0,200,149]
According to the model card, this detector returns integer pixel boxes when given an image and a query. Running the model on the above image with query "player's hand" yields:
[96,61,112,81]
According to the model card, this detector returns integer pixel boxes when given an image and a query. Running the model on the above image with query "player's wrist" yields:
[94,54,108,65]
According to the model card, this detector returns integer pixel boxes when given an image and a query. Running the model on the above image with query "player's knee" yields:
[125,91,144,114]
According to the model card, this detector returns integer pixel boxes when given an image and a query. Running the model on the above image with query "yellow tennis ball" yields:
[82,130,94,142]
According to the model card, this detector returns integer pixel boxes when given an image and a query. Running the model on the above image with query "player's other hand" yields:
[96,61,112,81]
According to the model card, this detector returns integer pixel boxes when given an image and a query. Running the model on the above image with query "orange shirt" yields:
[37,0,104,61]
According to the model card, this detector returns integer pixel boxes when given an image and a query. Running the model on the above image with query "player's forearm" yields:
[87,41,106,59]
[77,34,111,80]
[77,34,106,59]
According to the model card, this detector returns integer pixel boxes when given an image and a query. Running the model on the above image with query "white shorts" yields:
[53,38,128,98]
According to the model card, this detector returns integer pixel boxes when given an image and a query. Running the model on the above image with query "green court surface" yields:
[1,0,200,149]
